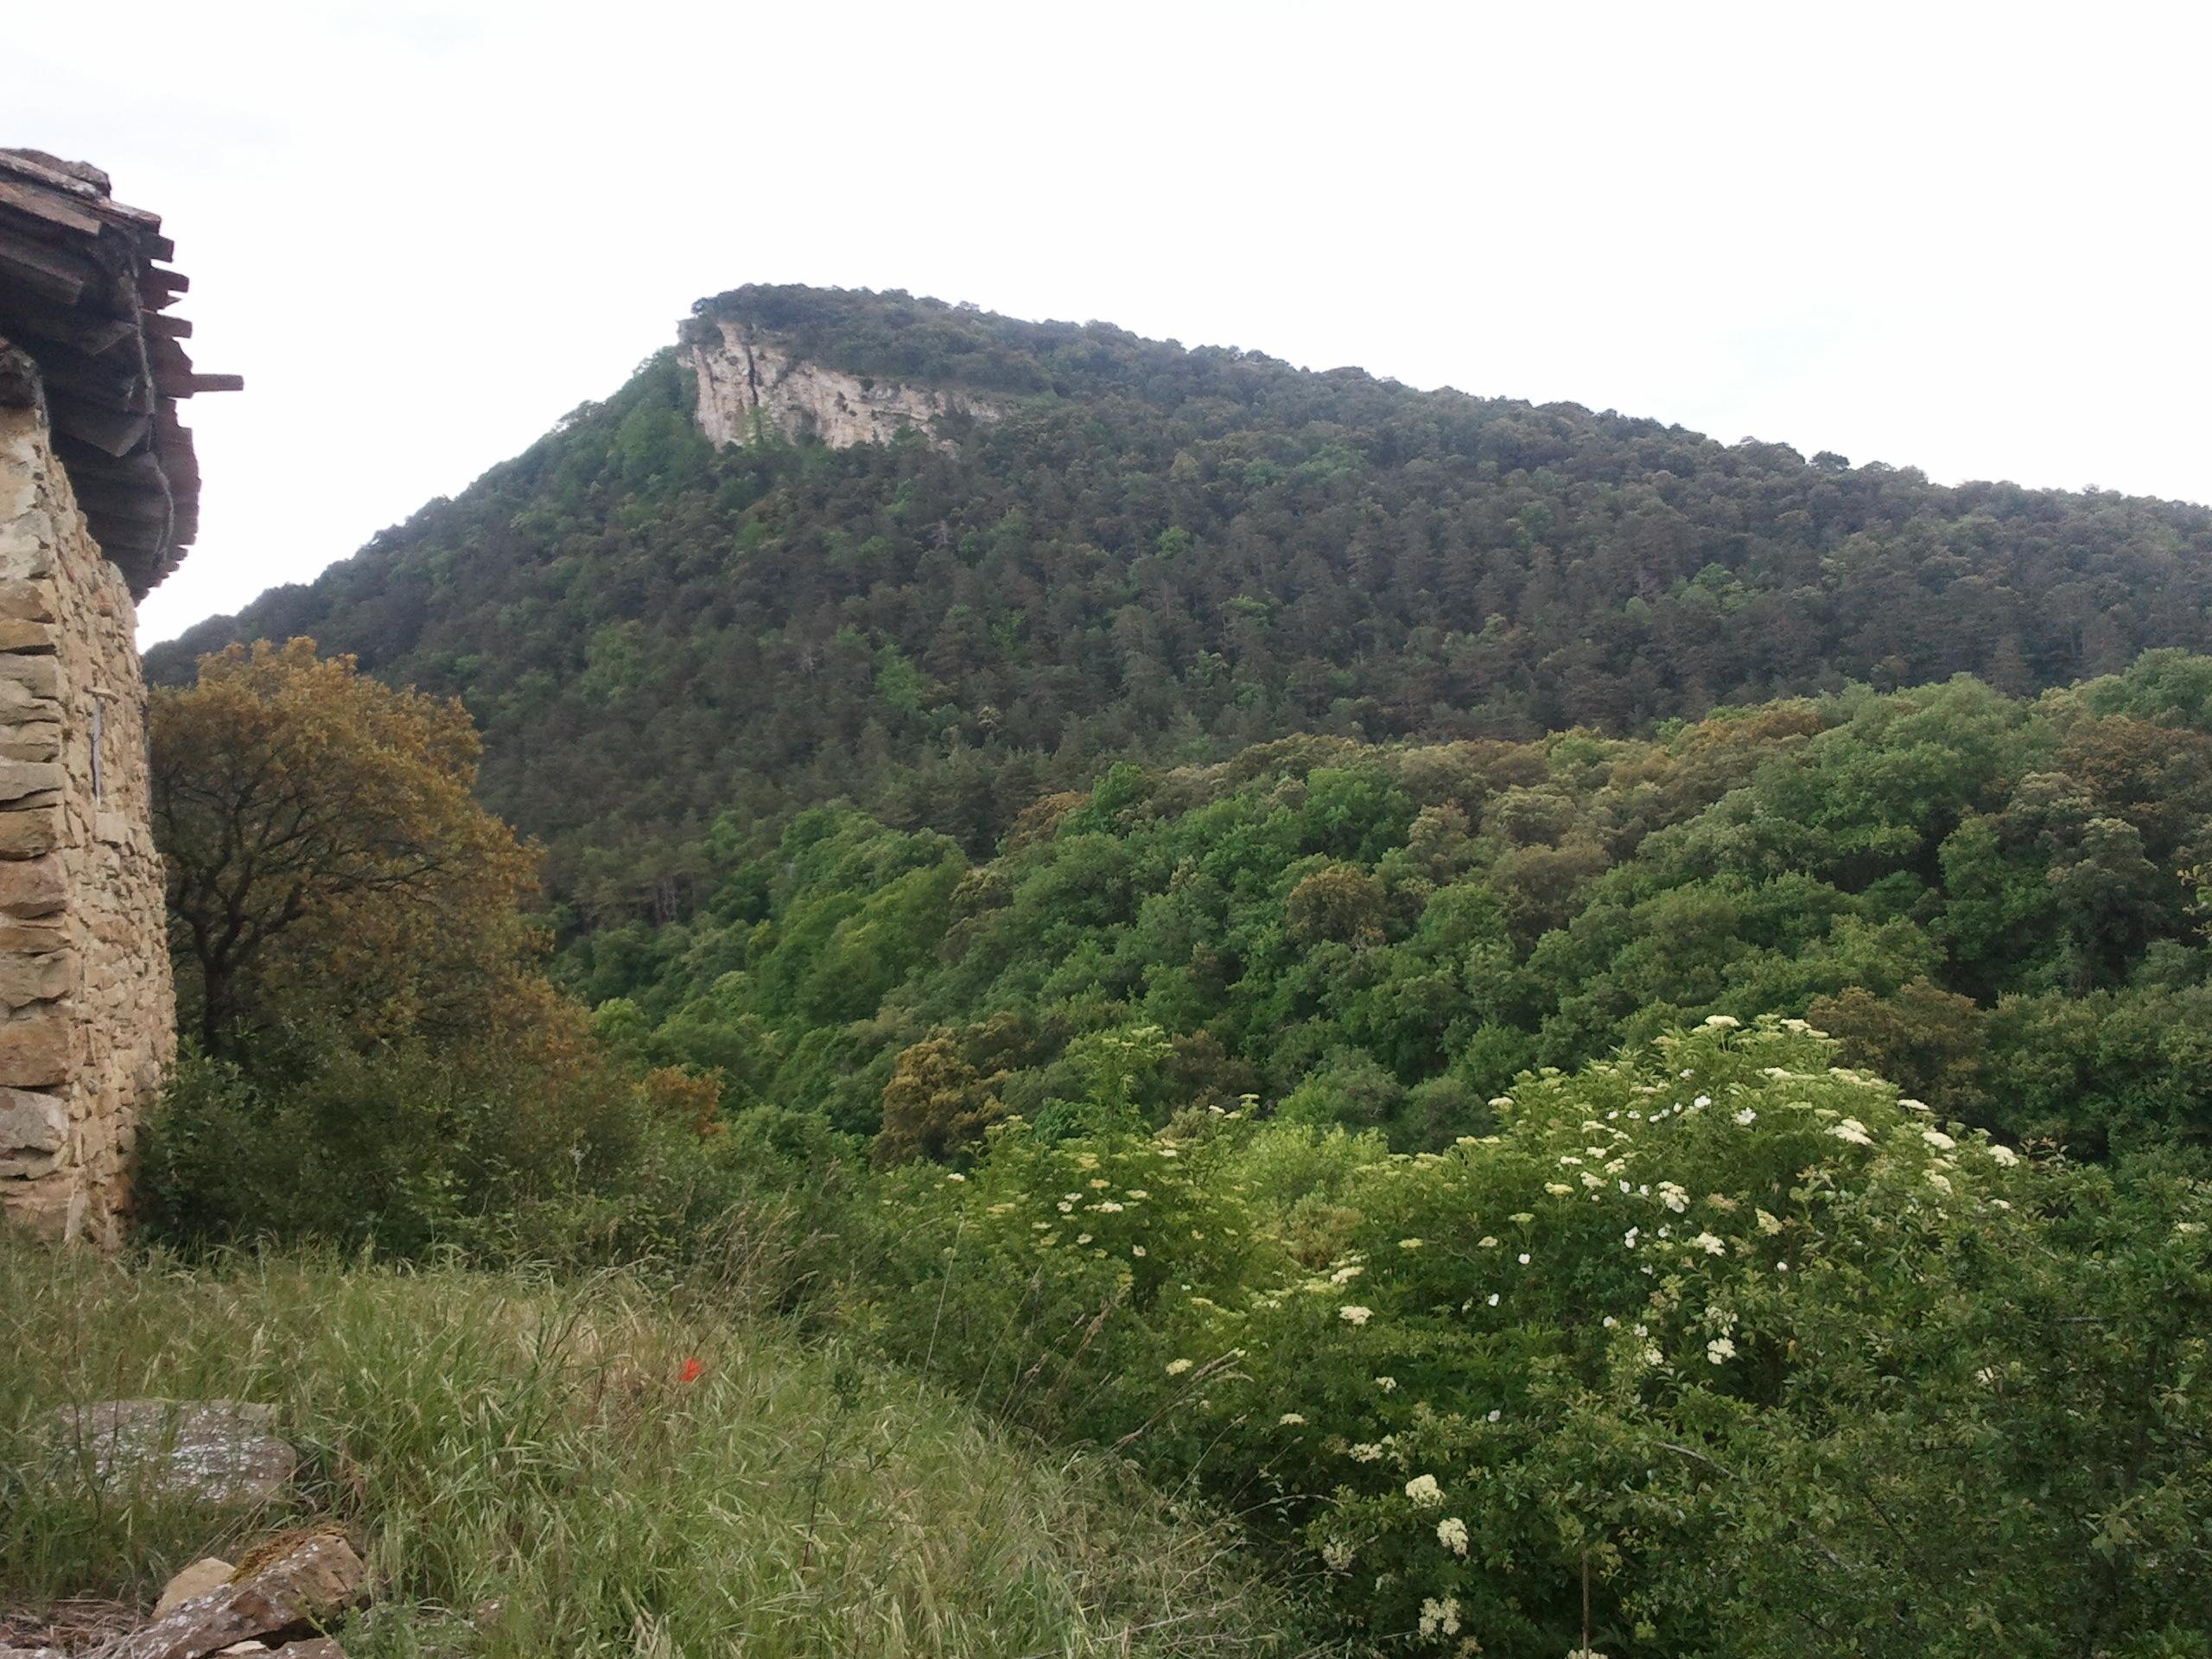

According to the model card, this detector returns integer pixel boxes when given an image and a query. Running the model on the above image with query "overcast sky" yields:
[14,0,2210,645]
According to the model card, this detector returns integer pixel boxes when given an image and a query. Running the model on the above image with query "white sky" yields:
[12,0,2209,645]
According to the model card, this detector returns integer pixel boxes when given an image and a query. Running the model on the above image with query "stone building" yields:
[0,149,236,1244]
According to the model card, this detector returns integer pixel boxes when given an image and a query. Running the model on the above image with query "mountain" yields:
[149,284,2212,924]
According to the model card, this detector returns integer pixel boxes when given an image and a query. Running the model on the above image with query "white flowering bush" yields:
[868,1112,1268,1446]
[1174,1017,2212,1657]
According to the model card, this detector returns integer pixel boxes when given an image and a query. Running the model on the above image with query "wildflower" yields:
[1131,1244,1147,1256]
[1056,1200,1075,1213]
[1897,1096,1932,1114]
[1349,1440,1387,1462]
[1658,1181,1689,1213]
[1331,1264,1365,1284]
[1486,1293,1500,1306]
[1517,1252,1532,1265]
[1279,1413,1307,1427]
[1485,1408,1502,1422]
[1624,1227,1640,1249]
[1975,1366,1999,1385]
[1510,1211,1535,1224]
[1734,1108,1758,1126]
[1088,1177,1110,1189]
[2177,1221,2207,1236]
[1828,1117,1875,1147]
[1546,1182,1574,1195]
[1076,1233,1092,1245]
[1693,1094,1713,1109]
[1418,1596,1461,1637]
[1602,1315,1618,1328]
[1405,1473,1444,1507]
[1986,1143,2020,1167]
[1755,1208,1783,1235]
[1375,1375,1397,1393]
[1339,1305,1373,1325]
[1707,1336,1737,1363]
[1478,1236,1499,1249]
[1704,1014,1740,1029]
[1922,1128,1957,1152]
[1691,1231,1726,1255]
[1165,1358,1194,1376]
[1032,1221,1051,1231]
[1924,1172,1952,1195]
[679,1357,705,1384]
[1643,1345,1664,1365]
[1581,1172,1606,1189]
[1156,1147,1179,1157]
[1437,1516,1471,1555]
[1094,1200,1125,1213]
[1319,1537,1356,1572]
[944,1173,966,1183]
[1125,1188,1150,1199]
[1399,1237,1424,1249]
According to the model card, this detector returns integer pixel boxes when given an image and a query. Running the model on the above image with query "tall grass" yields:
[0,1246,1294,1656]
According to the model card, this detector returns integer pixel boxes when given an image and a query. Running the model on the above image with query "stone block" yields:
[0,721,60,761]
[0,1147,60,1178]
[0,804,60,857]
[0,1087,65,1151]
[0,577,56,623]
[0,654,59,700]
[0,759,61,803]
[0,1008,69,1085]
[0,1173,82,1243]
[0,948,74,1007]
[0,620,54,652]
[0,852,63,915]
[0,510,56,581]
[0,918,67,952]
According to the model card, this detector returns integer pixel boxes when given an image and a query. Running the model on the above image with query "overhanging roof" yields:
[0,148,238,599]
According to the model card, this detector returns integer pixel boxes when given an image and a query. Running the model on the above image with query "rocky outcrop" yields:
[0,391,175,1245]
[686,318,1005,450]
[93,1530,364,1659]
[43,1399,298,1508]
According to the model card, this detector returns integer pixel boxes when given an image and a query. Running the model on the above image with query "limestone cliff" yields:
[685,319,1006,450]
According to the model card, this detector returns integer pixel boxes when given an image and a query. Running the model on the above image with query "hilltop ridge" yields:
[151,285,2212,920]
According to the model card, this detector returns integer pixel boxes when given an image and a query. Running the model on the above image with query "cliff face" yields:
[685,318,1005,449]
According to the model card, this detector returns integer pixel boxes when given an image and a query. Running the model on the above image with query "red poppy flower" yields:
[679,1357,705,1383]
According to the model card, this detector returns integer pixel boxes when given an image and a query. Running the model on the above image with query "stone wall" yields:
[0,395,175,1245]
[688,318,1007,450]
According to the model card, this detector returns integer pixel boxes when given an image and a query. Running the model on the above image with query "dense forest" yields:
[575,655,2212,1166]
[151,286,2212,927]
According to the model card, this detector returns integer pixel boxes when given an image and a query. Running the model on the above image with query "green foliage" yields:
[887,1020,2212,1657]
[133,1034,766,1268]
[592,670,2212,1163]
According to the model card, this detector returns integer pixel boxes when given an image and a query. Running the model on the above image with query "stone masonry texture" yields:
[0,399,175,1245]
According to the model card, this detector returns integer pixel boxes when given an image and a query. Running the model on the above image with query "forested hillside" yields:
[578,655,2212,1166]
[150,286,2212,924]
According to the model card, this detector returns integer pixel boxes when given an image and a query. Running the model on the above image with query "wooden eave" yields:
[0,147,238,598]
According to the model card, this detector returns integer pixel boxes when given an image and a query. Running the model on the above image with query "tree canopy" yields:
[152,638,541,1054]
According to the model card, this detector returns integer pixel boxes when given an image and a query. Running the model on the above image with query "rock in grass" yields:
[156,1560,235,1614]
[43,1401,296,1507]
[91,1530,364,1659]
